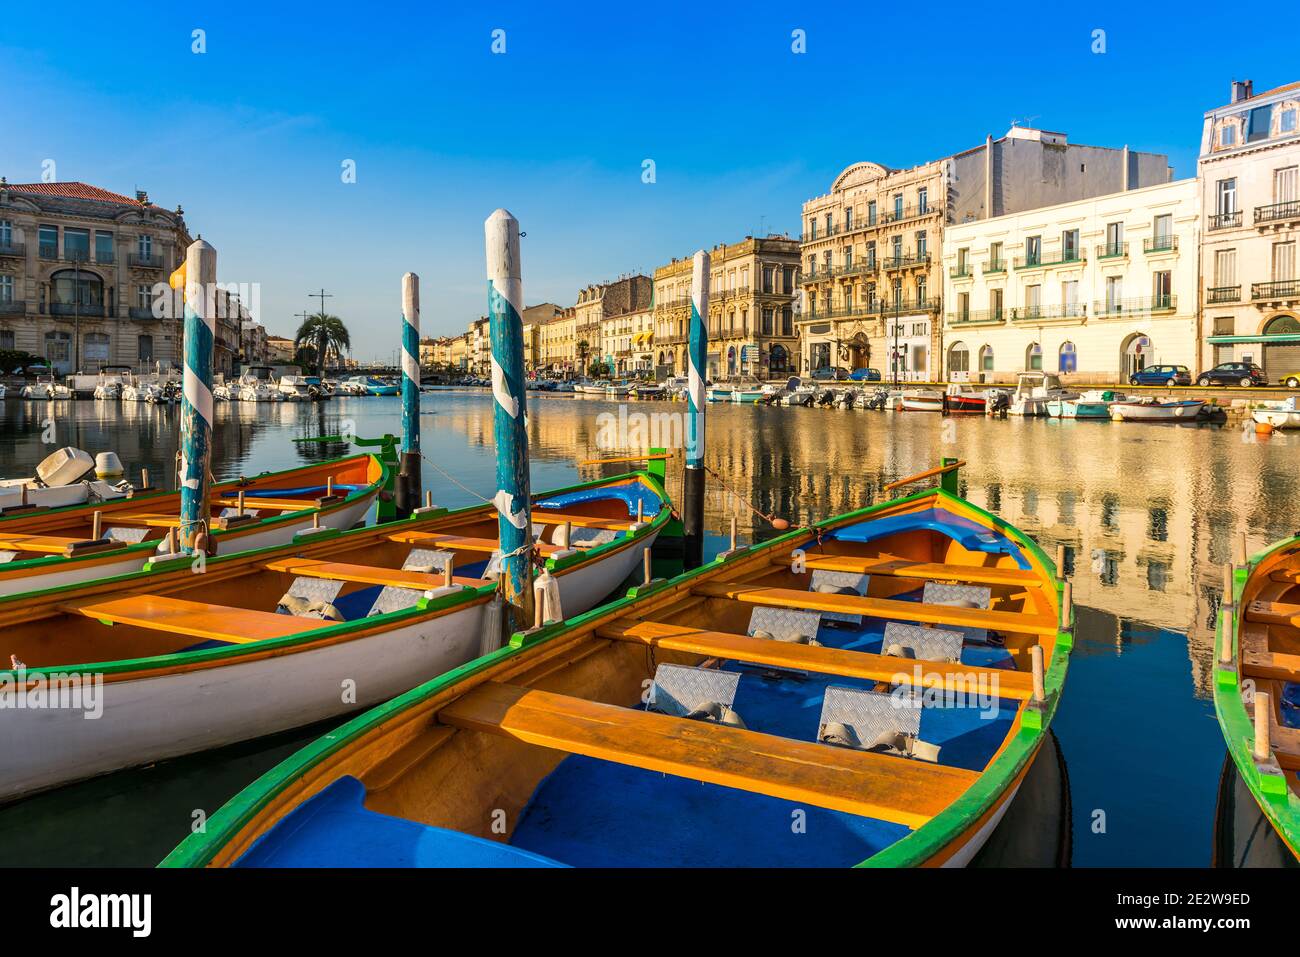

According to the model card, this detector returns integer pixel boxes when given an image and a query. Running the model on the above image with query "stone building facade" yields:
[652,235,799,380]
[573,276,652,375]
[0,179,196,374]
[1198,79,1300,379]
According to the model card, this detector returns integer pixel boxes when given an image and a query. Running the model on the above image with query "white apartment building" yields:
[941,178,1200,383]
[1199,79,1300,378]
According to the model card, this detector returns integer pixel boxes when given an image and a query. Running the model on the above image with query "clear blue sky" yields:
[0,1,1264,359]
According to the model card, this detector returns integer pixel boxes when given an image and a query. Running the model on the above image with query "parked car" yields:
[849,367,882,382]
[1196,362,1268,388]
[1129,364,1191,387]
[811,366,851,381]
[1278,371,1300,389]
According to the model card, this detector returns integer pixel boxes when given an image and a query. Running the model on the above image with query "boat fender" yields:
[683,701,747,729]
[883,643,916,659]
[533,567,563,624]
[275,594,345,621]
[479,593,507,657]
[819,721,861,749]
[815,584,859,595]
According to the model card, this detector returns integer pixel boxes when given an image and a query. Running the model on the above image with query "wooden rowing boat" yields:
[0,471,669,801]
[0,455,386,598]
[162,460,1072,868]
[1212,535,1300,862]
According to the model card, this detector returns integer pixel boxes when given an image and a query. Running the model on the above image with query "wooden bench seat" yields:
[596,619,1036,700]
[386,531,560,556]
[438,681,977,828]
[692,581,1058,637]
[776,552,1041,588]
[0,533,95,554]
[59,594,323,644]
[106,512,185,528]
[1246,600,1300,629]
[263,557,488,589]
[211,496,315,512]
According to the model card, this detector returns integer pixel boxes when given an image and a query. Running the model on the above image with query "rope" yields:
[702,464,791,529]
[419,452,490,503]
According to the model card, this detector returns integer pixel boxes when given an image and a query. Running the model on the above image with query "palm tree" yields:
[294,313,351,376]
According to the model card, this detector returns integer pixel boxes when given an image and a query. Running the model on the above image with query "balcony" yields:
[949,264,973,279]
[48,302,107,318]
[883,253,930,271]
[882,203,941,225]
[129,307,159,320]
[96,251,116,265]
[1251,280,1300,302]
[1208,210,1242,230]
[1206,285,1240,304]
[1016,251,1085,270]
[1092,295,1177,317]
[1143,236,1178,254]
[0,242,24,259]
[983,259,1006,275]
[1094,242,1128,261]
[1255,200,1300,227]
[129,253,164,269]
[0,300,26,317]
[947,309,1005,326]
[39,244,58,260]
[1010,303,1086,322]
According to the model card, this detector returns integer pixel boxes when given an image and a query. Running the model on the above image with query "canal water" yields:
[1,391,1296,867]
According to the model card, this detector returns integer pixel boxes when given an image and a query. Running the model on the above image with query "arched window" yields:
[1026,342,1043,371]
[50,269,105,316]
[769,344,789,375]
[1122,334,1150,378]
[948,341,969,375]
[979,345,994,372]
[1264,314,1300,336]
[1059,341,1077,373]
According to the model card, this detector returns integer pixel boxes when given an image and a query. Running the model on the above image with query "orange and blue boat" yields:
[162,460,1073,868]
[0,454,386,598]
[0,469,669,802]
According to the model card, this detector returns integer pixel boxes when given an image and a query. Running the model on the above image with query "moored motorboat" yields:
[161,460,1072,869]
[1251,396,1300,430]
[20,375,72,400]
[1212,534,1300,862]
[1109,397,1205,422]
[575,380,610,395]
[1007,372,1066,417]
[944,384,986,413]
[1047,390,1121,419]
[92,366,133,400]
[900,388,944,412]
[0,470,669,802]
[706,385,733,402]
[0,454,385,598]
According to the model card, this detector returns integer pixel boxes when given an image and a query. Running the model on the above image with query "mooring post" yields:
[178,239,216,553]
[486,209,534,627]
[683,249,710,569]
[396,271,422,519]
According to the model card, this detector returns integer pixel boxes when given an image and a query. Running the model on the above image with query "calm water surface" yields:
[2,391,1296,867]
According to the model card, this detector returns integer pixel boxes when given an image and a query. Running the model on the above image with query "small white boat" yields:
[1251,396,1300,429]
[706,386,733,403]
[633,383,667,400]
[20,375,71,400]
[727,381,766,403]
[605,381,634,398]
[279,375,326,401]
[1007,372,1066,417]
[1048,389,1121,419]
[1109,397,1205,422]
[575,380,610,395]
[0,447,132,515]
[92,366,133,400]
[900,388,944,412]
[944,384,987,413]
[213,381,235,401]
[339,376,370,396]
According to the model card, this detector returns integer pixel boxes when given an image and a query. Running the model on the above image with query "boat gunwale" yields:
[159,483,1071,870]
[0,453,387,578]
[1213,535,1300,859]
[0,469,669,683]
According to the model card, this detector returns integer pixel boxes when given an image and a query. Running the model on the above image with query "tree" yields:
[294,313,351,376]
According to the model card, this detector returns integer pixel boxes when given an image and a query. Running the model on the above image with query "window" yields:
[1025,235,1041,266]
[1106,276,1123,310]
[44,330,71,366]
[137,335,154,363]
[1153,213,1172,242]
[916,230,927,257]
[1062,229,1079,260]
[137,285,152,310]
[0,219,10,247]
[1221,124,1236,147]
[95,231,114,263]
[1277,167,1298,203]
[0,275,12,303]
[84,332,110,368]
[917,186,928,213]
[1104,221,1124,255]
[1025,284,1042,317]
[1217,178,1237,214]
[891,235,902,259]
[137,234,153,259]
[1059,342,1077,373]
[980,345,994,371]
[1275,242,1296,281]
[990,288,1003,318]
[780,307,792,336]
[761,308,773,335]
[1027,342,1043,371]
[782,266,795,293]
[915,276,927,302]
[843,246,852,268]
[957,292,970,320]
[0,329,13,350]
[866,240,876,268]
[824,213,832,234]
[1283,109,1298,134]
[1153,271,1172,306]
[762,266,774,293]
[891,278,902,304]
[867,200,877,225]
[807,219,816,240]
[39,225,58,258]
[893,194,903,220]
[957,247,969,272]
[1062,280,1079,313]
[62,228,90,262]
[1248,106,1273,143]
[989,241,1004,269]
[844,207,853,230]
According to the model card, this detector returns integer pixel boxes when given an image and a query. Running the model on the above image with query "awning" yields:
[1206,334,1300,344]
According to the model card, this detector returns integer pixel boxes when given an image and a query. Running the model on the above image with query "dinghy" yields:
[1108,397,1204,422]
[900,388,944,412]
[0,471,669,802]
[1251,396,1300,430]
[1046,390,1119,419]
[162,460,1072,869]
[0,454,385,597]
[1212,535,1300,862]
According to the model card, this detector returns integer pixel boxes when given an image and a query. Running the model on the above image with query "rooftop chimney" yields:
[1231,80,1253,103]
[136,189,150,204]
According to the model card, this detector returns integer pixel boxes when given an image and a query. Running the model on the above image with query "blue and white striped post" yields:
[485,209,533,625]
[683,249,710,569]
[396,271,421,518]
[179,239,216,553]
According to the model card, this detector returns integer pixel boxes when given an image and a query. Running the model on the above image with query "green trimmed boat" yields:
[1212,535,1300,864]
[163,461,1073,868]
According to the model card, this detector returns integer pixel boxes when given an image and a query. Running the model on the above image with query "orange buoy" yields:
[770,518,790,530]
[1255,421,1274,436]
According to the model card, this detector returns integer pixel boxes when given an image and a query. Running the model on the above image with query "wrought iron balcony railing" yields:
[1143,236,1178,254]
[0,242,25,258]
[883,253,930,270]
[129,253,164,268]
[1252,280,1300,301]
[0,300,26,316]
[1206,285,1240,304]
[1255,200,1300,226]
[947,309,1005,325]
[1010,303,1086,321]
[1209,210,1242,230]
[983,259,1006,274]
[1016,251,1085,269]
[1092,295,1177,316]
[949,264,973,279]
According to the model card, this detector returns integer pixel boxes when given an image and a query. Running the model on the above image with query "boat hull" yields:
[1251,409,1300,429]
[1110,400,1204,421]
[0,529,654,801]
[901,396,943,412]
[1047,399,1111,419]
